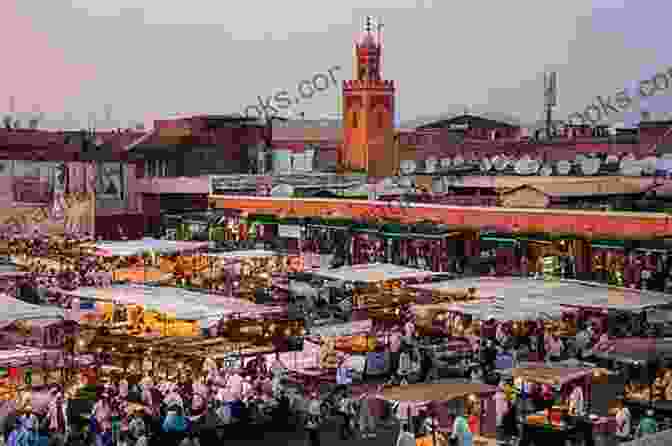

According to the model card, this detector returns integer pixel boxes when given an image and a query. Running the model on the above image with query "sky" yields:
[1,0,670,130]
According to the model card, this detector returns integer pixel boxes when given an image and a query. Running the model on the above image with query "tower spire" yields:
[365,16,373,33]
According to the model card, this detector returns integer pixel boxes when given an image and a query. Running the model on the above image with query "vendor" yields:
[270,353,288,397]
[450,410,471,446]
[636,409,658,438]
[615,398,632,441]
[544,333,563,362]
[568,384,585,417]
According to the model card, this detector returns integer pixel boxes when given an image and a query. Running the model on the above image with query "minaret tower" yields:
[340,17,397,177]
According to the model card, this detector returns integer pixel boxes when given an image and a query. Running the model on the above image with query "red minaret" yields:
[340,17,397,177]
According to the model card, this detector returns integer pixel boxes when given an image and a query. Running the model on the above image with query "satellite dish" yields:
[440,157,452,169]
[431,177,444,193]
[539,165,553,176]
[406,159,417,173]
[621,156,641,176]
[641,156,657,176]
[480,157,493,172]
[493,155,508,172]
[453,155,465,166]
[398,176,412,188]
[425,157,437,173]
[580,157,601,176]
[270,184,294,197]
[620,154,636,174]
[556,160,571,175]
[399,160,413,175]
[514,157,539,175]
[605,154,619,165]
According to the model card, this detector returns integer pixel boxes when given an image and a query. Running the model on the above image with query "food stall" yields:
[0,346,95,405]
[58,284,286,337]
[307,263,443,321]
[560,287,672,339]
[594,338,672,419]
[203,250,289,300]
[498,364,616,446]
[380,382,499,446]
[86,238,210,285]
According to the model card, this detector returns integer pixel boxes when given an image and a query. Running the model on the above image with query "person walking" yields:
[305,391,322,446]
[337,388,354,440]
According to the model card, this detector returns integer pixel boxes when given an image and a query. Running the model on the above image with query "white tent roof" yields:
[63,284,284,321]
[91,238,209,257]
[0,294,65,327]
[310,263,440,283]
[204,250,279,259]
[411,277,672,320]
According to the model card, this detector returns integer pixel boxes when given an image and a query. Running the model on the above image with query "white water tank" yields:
[425,157,438,173]
[303,148,315,172]
[292,152,307,172]
[272,149,292,174]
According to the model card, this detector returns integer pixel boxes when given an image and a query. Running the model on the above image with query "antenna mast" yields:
[377,18,384,76]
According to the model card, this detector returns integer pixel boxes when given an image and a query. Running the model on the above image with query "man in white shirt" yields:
[305,392,322,446]
[396,423,415,446]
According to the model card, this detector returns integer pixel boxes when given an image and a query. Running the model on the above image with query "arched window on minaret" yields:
[378,110,384,128]
[352,111,358,128]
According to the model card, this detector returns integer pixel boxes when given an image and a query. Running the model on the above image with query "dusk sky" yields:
[1,0,670,129]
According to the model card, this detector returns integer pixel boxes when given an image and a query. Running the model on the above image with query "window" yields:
[378,110,384,128]
[97,162,125,200]
[352,111,358,128]
[159,160,168,177]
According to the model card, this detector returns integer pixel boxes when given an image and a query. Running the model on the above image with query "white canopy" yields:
[310,263,440,283]
[91,238,209,257]
[63,284,284,321]
[0,294,65,327]
[204,250,279,260]
[411,277,672,319]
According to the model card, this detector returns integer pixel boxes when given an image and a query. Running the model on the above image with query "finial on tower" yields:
[365,16,373,33]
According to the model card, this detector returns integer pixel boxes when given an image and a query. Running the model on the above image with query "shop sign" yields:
[222,353,242,369]
[278,224,302,238]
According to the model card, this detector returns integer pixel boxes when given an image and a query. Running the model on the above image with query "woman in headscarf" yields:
[46,392,68,446]
[92,392,113,446]
[15,408,39,446]
[186,392,207,446]
[162,405,188,446]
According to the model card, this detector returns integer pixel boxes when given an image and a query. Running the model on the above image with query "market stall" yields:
[560,286,672,338]
[57,284,286,337]
[593,338,672,418]
[87,238,210,285]
[203,250,287,300]
[380,382,499,446]
[306,263,442,321]
[498,364,616,446]
[0,346,95,403]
